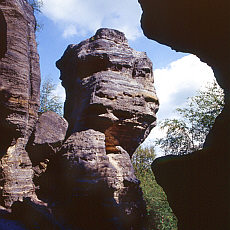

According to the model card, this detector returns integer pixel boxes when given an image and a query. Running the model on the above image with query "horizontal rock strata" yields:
[55,28,159,229]
[0,0,40,209]
[57,28,158,155]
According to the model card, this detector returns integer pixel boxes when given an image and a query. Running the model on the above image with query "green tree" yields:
[132,146,156,172]
[39,79,63,116]
[132,146,178,230]
[155,80,224,155]
[27,0,43,13]
[27,0,43,32]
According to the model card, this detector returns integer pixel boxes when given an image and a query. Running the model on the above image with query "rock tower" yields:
[54,28,159,229]
[0,2,159,228]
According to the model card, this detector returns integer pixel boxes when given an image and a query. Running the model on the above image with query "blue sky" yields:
[36,0,216,154]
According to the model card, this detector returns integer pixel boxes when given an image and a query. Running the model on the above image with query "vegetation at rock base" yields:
[155,80,224,155]
[39,79,63,116]
[132,146,178,230]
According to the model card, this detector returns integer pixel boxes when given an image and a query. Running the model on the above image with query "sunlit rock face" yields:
[55,28,159,229]
[0,0,40,208]
[57,28,159,156]
[139,0,230,229]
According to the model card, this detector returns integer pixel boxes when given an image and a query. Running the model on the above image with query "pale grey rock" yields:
[26,111,68,185]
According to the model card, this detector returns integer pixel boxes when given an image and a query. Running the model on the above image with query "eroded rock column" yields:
[0,0,40,208]
[55,28,159,229]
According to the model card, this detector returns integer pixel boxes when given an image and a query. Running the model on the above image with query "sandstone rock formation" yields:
[0,0,40,208]
[26,111,68,191]
[57,28,158,155]
[139,0,230,90]
[27,111,68,164]
[43,129,145,230]
[139,0,230,229]
[54,28,159,229]
[0,4,159,228]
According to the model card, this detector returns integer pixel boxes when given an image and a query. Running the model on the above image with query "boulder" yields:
[26,111,68,189]
[27,111,68,164]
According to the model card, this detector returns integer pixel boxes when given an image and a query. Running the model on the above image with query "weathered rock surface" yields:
[139,0,230,229]
[40,129,145,230]
[53,28,159,229]
[57,28,158,155]
[26,111,68,189]
[27,111,68,164]
[0,4,159,227]
[0,0,40,208]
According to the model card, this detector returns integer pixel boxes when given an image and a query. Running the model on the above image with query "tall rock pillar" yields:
[0,0,40,208]
[55,28,159,229]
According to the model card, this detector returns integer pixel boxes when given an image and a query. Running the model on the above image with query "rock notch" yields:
[54,28,159,229]
[139,0,230,229]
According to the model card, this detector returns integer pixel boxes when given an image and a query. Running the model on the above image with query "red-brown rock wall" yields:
[0,0,40,208]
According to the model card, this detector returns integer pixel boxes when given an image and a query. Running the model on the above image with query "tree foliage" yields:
[39,79,63,116]
[132,146,156,172]
[27,0,43,32]
[27,0,43,13]
[155,81,224,155]
[132,146,178,230]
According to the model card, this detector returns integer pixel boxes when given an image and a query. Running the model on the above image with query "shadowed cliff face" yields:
[139,0,230,90]
[139,0,230,229]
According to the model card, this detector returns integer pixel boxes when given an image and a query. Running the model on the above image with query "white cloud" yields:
[154,54,215,120]
[53,82,66,103]
[42,0,142,40]
[142,54,217,155]
[63,25,77,38]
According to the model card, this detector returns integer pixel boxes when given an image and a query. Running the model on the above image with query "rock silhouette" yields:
[139,0,230,229]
